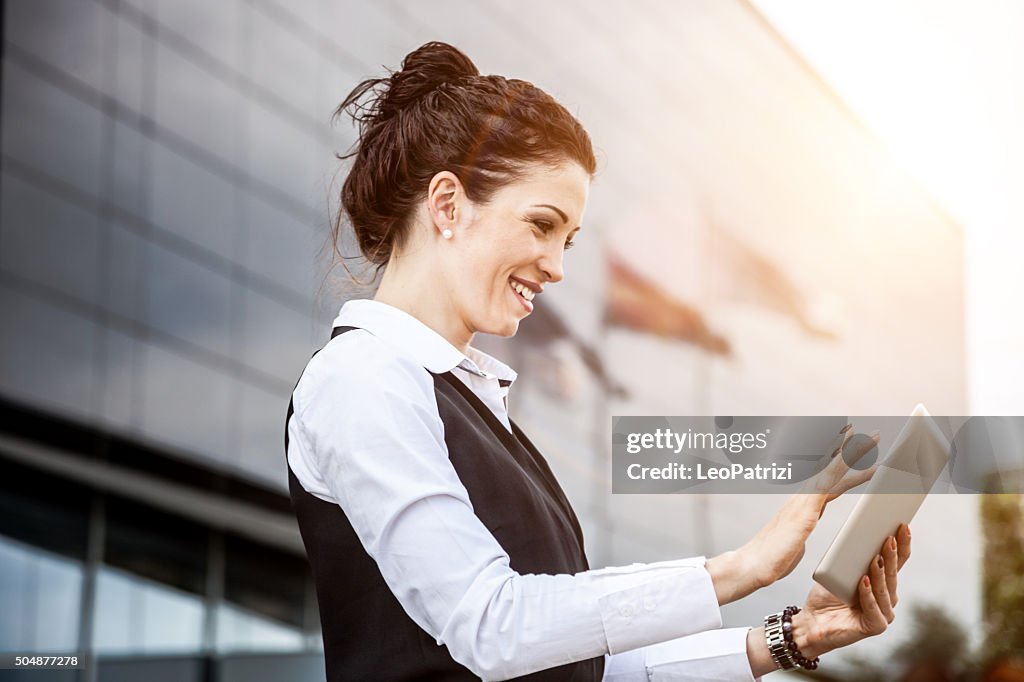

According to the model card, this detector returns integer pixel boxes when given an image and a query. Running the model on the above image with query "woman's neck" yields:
[373,260,474,354]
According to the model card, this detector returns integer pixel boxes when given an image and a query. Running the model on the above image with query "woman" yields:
[285,41,912,681]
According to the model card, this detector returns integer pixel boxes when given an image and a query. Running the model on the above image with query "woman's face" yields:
[445,161,589,339]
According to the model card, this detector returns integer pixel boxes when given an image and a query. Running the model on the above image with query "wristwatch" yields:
[764,610,797,670]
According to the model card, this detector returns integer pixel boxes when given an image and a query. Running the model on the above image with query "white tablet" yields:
[812,404,951,604]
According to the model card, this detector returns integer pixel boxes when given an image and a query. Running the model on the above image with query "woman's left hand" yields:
[708,426,883,604]
[794,523,913,658]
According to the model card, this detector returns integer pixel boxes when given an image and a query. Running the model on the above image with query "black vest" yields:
[285,326,605,681]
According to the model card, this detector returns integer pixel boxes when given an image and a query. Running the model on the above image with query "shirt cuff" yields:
[591,556,723,654]
[645,626,762,682]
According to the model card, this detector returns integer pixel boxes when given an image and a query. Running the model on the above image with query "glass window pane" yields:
[235,381,290,489]
[219,652,325,682]
[0,460,89,561]
[33,553,83,652]
[223,534,307,628]
[0,174,102,307]
[0,670,79,682]
[242,192,316,298]
[215,603,303,653]
[152,43,239,169]
[0,285,100,424]
[97,657,204,682]
[4,0,109,95]
[91,567,132,653]
[140,578,205,652]
[238,287,315,384]
[0,61,103,197]
[145,241,234,357]
[104,497,207,595]
[137,341,234,465]
[0,536,82,653]
[0,538,32,651]
[245,104,321,207]
[92,567,204,655]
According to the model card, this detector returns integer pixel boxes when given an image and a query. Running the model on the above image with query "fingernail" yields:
[831,446,842,459]
[840,423,853,434]
[890,536,897,551]
[864,576,870,587]
[870,430,881,441]
[876,555,883,569]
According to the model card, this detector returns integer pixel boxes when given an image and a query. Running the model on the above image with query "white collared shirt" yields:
[287,298,761,681]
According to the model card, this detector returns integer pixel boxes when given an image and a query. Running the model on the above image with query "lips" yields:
[509,276,543,294]
[508,278,536,302]
[509,274,536,311]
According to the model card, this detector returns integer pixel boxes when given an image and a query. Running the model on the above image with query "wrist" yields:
[737,539,776,590]
[763,606,824,671]
[744,626,779,678]
[791,610,829,659]
[706,548,761,605]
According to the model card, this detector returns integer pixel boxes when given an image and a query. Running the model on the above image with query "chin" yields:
[481,317,521,338]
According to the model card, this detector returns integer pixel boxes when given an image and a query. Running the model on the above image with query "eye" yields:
[530,219,554,233]
[529,218,575,251]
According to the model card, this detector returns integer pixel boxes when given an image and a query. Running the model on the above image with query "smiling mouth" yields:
[508,278,536,301]
[508,278,535,312]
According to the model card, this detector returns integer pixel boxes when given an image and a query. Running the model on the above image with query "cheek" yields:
[452,253,504,309]
[457,233,531,308]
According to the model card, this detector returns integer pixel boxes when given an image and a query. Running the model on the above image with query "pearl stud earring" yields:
[442,229,453,239]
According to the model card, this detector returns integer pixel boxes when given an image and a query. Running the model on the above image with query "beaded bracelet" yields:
[782,606,820,670]
[764,606,821,671]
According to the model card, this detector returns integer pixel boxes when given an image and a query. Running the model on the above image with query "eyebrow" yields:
[532,204,581,233]
[532,204,568,223]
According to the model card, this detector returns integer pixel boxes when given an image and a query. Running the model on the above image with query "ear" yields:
[427,171,464,236]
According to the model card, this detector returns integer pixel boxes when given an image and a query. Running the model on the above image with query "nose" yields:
[538,241,565,284]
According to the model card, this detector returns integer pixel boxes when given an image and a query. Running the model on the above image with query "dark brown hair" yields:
[325,41,597,284]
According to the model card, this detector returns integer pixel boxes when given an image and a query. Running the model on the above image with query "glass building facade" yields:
[0,0,358,678]
[0,404,323,681]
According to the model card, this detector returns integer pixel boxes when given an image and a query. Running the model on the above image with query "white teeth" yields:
[509,279,535,302]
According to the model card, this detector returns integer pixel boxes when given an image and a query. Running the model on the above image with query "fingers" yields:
[826,426,856,469]
[826,462,881,503]
[857,573,889,635]
[861,529,906,635]
[869,550,895,623]
[801,425,884,518]
[821,429,879,484]
[832,425,854,459]
[896,522,912,570]
[802,424,857,496]
[882,533,899,607]
[840,430,882,468]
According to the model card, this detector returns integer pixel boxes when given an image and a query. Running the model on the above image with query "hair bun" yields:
[379,42,479,117]
[335,42,480,133]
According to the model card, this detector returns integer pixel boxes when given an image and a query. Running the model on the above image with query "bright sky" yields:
[750,0,1024,415]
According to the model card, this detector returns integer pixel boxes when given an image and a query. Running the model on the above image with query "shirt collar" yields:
[333,299,518,384]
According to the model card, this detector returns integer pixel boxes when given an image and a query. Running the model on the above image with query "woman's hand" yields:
[793,523,912,658]
[707,426,881,604]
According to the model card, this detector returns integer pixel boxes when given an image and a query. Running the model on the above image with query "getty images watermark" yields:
[611,415,1024,494]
